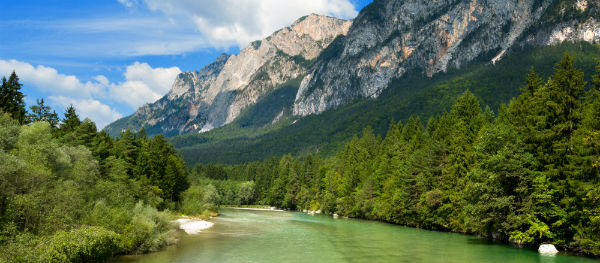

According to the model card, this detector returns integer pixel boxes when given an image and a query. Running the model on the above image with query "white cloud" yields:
[6,0,358,58]
[0,59,102,98]
[108,62,181,108]
[49,96,122,129]
[127,0,358,47]
[0,59,180,128]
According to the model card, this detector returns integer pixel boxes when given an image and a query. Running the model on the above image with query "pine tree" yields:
[61,105,81,133]
[442,91,485,230]
[464,122,536,239]
[114,129,138,176]
[524,67,543,97]
[28,98,60,127]
[0,71,27,124]
[506,68,544,149]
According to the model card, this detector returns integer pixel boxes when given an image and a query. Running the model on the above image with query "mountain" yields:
[292,0,600,116]
[106,0,599,164]
[171,42,600,164]
[105,14,352,137]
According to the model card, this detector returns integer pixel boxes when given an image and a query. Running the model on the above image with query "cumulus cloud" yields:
[49,96,123,129]
[108,62,181,108]
[0,59,180,128]
[0,59,103,98]
[127,0,358,47]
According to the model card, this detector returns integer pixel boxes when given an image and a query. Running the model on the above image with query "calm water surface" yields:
[113,208,600,263]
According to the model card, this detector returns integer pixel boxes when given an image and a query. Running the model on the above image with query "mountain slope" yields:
[170,42,600,164]
[105,14,352,137]
[292,0,600,116]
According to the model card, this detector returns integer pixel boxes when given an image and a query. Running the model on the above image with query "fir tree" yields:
[61,105,81,133]
[0,71,27,124]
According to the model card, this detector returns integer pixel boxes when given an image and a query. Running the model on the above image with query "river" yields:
[113,208,600,263]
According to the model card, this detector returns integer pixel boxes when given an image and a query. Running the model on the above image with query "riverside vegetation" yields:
[0,73,219,262]
[188,55,600,256]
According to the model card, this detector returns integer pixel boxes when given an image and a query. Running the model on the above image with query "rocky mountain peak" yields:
[268,14,352,60]
[105,14,352,136]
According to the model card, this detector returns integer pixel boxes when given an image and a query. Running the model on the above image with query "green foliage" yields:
[0,104,187,262]
[117,202,173,254]
[27,98,59,127]
[0,111,20,151]
[60,105,81,134]
[135,134,189,204]
[190,54,600,256]
[180,186,208,215]
[0,72,27,124]
[42,226,118,263]
[172,42,600,164]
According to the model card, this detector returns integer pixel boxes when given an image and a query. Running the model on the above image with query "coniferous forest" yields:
[188,55,600,256]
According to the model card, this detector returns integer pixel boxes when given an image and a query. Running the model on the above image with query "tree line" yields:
[190,54,600,256]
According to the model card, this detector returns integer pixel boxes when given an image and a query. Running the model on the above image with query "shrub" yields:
[42,226,118,263]
[117,202,173,254]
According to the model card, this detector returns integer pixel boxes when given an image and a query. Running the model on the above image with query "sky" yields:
[0,0,373,128]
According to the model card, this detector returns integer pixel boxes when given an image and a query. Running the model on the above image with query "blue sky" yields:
[0,0,372,128]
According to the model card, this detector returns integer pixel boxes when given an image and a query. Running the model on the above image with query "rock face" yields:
[105,14,352,136]
[292,0,600,116]
[105,0,600,137]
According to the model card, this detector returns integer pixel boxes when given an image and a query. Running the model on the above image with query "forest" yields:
[188,54,600,256]
[0,72,220,262]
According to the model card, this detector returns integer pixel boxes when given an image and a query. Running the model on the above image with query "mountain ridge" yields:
[105,14,352,136]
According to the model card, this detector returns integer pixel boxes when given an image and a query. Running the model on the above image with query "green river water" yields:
[113,208,600,263]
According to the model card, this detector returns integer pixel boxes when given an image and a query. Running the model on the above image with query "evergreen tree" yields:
[0,71,27,124]
[524,67,544,97]
[27,98,59,127]
[441,91,485,230]
[60,105,81,133]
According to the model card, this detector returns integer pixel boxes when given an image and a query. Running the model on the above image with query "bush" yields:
[118,202,173,254]
[0,225,44,263]
[42,226,118,263]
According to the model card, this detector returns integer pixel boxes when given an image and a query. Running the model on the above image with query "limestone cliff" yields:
[292,0,600,116]
[105,14,352,136]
